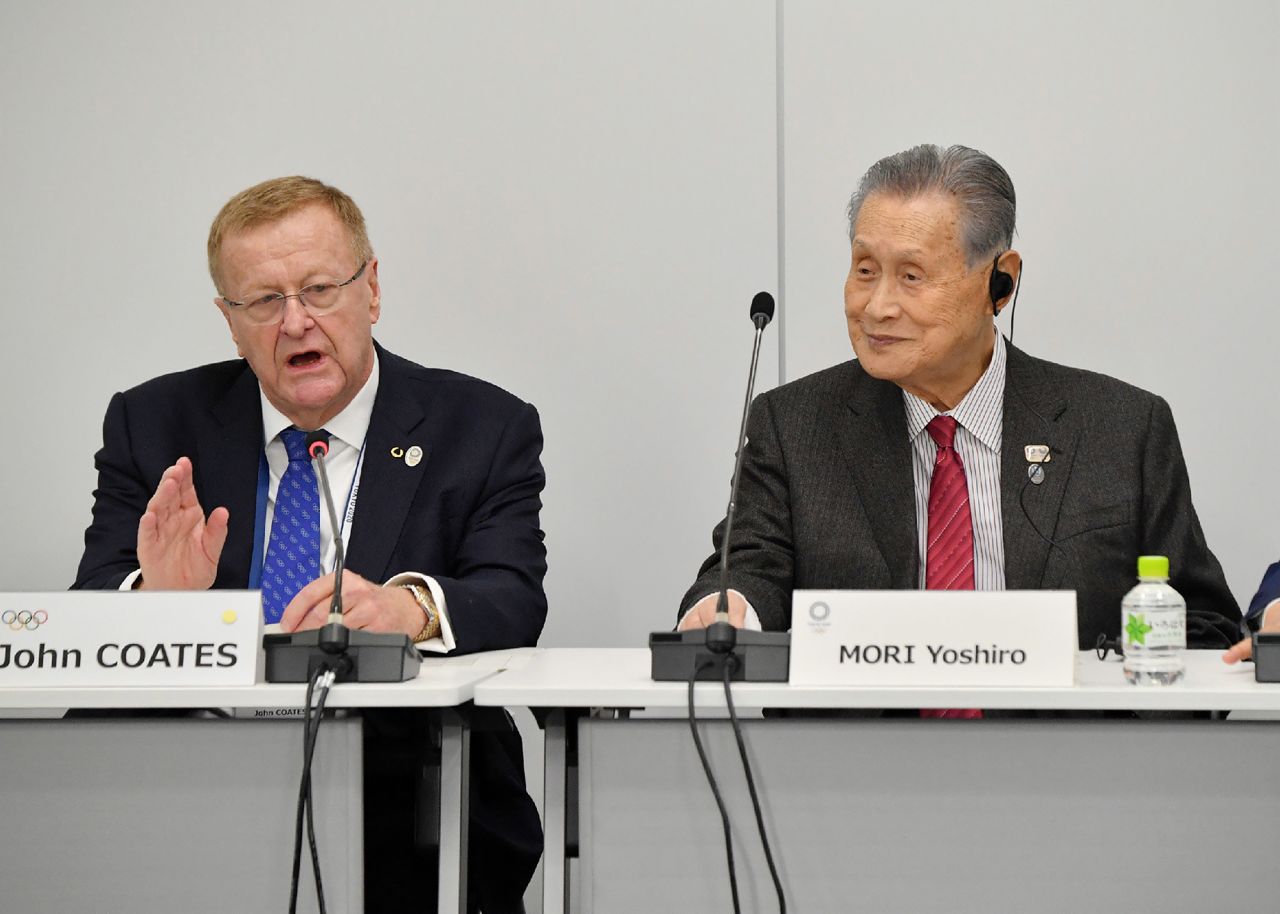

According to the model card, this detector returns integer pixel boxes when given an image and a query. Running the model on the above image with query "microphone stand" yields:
[310,445,350,660]
[705,311,769,656]
[263,432,421,684]
[650,293,790,683]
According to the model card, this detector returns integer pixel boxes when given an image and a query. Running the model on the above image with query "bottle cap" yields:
[1137,555,1169,578]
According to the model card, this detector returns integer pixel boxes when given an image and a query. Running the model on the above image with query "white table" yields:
[477,648,1280,913]
[0,647,531,914]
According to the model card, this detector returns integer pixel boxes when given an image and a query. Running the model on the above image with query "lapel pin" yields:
[405,445,423,468]
[1027,464,1046,485]
[1024,444,1051,464]
[390,446,405,458]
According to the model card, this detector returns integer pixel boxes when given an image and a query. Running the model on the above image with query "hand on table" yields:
[279,570,424,639]
[1222,611,1279,664]
[677,590,749,631]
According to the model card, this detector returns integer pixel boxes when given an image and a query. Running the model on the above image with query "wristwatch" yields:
[401,582,441,643]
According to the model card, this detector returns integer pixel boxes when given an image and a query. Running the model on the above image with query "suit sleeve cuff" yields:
[679,589,763,631]
[384,572,456,653]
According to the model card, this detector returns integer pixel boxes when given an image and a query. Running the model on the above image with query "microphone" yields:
[707,292,775,653]
[648,291,790,683]
[305,431,345,626]
[262,431,422,684]
[750,290,775,328]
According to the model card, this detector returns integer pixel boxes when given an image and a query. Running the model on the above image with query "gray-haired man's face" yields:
[843,192,997,411]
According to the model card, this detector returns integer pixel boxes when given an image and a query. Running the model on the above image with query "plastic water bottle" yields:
[1121,555,1186,685]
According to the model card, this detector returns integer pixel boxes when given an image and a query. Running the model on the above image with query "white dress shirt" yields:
[123,352,456,653]
[902,331,1007,590]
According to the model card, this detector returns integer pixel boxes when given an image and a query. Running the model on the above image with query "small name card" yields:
[790,590,1077,687]
[0,591,263,687]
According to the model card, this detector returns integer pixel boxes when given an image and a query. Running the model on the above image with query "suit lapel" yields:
[836,367,918,588]
[1000,344,1079,590]
[344,350,429,581]
[199,364,263,589]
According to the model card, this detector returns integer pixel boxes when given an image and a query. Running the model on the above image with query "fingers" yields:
[1222,637,1253,665]
[280,571,378,632]
[677,598,717,631]
[173,457,202,511]
[143,459,197,541]
[203,506,231,565]
[678,591,749,632]
[144,474,180,531]
[289,599,332,632]
[725,592,748,627]
[280,573,336,632]
[138,508,159,551]
[324,575,411,634]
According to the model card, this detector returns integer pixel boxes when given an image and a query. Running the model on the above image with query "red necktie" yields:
[921,415,982,719]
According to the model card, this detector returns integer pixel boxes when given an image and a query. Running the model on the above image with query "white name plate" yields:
[0,591,263,687]
[790,590,1077,688]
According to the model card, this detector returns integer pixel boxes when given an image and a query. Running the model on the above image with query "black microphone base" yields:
[1254,632,1280,682]
[649,629,790,682]
[264,629,422,683]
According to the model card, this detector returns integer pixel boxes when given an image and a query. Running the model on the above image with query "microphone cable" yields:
[289,663,337,914]
[688,658,741,914]
[686,655,788,914]
[683,292,785,913]
[721,659,786,913]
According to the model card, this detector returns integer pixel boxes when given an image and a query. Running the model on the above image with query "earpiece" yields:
[989,253,1015,315]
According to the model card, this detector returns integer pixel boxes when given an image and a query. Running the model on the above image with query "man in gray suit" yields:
[678,144,1242,649]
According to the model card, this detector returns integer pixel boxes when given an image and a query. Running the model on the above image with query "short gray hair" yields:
[846,144,1016,266]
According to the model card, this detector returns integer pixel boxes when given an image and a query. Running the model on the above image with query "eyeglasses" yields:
[221,261,369,325]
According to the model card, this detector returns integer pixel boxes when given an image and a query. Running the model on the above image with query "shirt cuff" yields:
[1261,599,1280,630]
[678,589,763,631]
[119,569,142,591]
[384,572,456,653]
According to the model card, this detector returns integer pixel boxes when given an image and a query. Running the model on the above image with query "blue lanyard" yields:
[248,452,270,590]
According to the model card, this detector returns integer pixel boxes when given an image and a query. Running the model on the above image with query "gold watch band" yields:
[402,582,441,643]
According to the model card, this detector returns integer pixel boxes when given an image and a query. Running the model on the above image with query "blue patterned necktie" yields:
[261,428,322,623]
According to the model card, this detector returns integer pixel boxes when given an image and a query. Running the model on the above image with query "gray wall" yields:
[2,0,1276,634]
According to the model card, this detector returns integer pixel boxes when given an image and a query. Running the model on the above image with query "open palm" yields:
[136,457,229,590]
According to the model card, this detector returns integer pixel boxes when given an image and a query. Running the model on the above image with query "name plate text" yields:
[0,591,263,687]
[790,590,1077,687]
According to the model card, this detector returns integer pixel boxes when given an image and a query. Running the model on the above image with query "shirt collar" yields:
[259,350,380,449]
[902,331,1006,452]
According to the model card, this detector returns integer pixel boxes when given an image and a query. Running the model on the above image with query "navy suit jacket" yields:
[1248,562,1280,625]
[72,342,548,910]
[73,342,548,654]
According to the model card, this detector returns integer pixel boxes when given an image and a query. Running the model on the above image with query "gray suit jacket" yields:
[680,342,1241,648]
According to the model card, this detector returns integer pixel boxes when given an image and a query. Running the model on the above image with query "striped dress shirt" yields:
[902,332,1007,591]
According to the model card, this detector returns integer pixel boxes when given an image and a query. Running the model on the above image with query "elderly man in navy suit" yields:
[74,176,545,914]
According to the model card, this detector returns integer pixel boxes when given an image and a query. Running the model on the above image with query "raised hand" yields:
[136,457,229,590]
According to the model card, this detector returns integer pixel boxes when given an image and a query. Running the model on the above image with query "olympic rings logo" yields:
[3,610,48,631]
